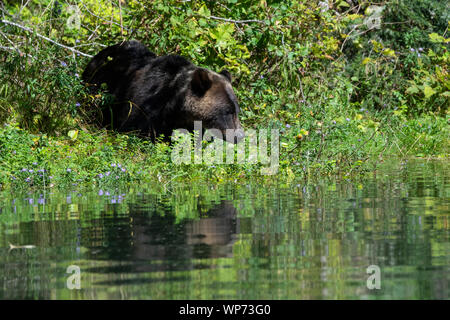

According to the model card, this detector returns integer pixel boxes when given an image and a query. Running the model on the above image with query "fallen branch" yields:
[0,45,34,59]
[0,45,18,53]
[208,15,265,24]
[193,14,265,24]
[1,19,93,58]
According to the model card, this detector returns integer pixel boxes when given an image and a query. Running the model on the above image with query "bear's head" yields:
[184,68,244,144]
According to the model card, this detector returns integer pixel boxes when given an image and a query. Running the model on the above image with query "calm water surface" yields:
[0,160,448,299]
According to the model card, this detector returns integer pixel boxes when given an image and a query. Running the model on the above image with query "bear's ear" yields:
[191,68,212,96]
[219,69,232,83]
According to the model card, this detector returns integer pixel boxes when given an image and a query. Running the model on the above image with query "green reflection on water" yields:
[0,160,448,299]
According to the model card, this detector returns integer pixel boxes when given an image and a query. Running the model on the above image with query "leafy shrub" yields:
[0,43,85,133]
[0,0,448,191]
[343,0,449,114]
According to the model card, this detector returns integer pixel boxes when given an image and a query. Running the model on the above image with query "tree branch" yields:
[1,19,93,58]
[197,15,266,24]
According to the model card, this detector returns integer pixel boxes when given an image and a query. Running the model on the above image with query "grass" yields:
[0,109,448,193]
[0,0,448,193]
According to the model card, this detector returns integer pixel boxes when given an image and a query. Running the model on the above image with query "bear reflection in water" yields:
[84,200,244,275]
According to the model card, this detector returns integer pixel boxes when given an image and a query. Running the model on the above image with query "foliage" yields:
[0,0,449,191]
[342,0,449,114]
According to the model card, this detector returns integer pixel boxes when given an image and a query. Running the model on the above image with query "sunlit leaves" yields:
[423,85,436,99]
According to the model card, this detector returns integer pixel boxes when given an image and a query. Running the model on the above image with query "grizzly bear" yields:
[82,40,244,143]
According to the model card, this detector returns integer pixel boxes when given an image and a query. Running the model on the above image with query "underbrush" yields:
[0,0,448,192]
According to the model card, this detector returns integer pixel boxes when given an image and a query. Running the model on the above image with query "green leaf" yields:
[406,85,419,94]
[382,48,396,57]
[337,1,350,8]
[362,57,372,65]
[198,5,211,17]
[169,16,180,27]
[429,33,445,43]
[423,85,436,99]
[68,130,78,141]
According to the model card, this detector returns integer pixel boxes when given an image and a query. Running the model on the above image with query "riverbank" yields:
[0,0,448,192]
[0,111,448,192]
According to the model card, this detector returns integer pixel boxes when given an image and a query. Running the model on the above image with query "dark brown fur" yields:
[82,40,244,143]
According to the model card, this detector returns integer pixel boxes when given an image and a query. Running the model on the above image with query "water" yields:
[0,160,448,299]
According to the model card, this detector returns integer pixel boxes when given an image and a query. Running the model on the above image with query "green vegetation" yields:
[0,0,448,192]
